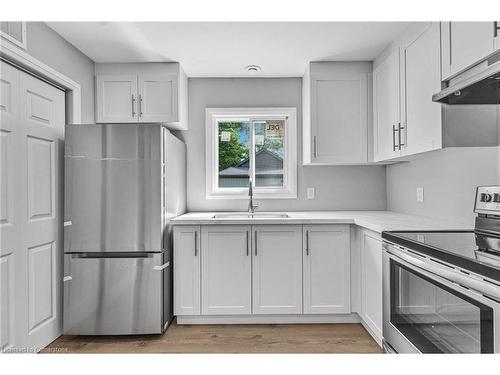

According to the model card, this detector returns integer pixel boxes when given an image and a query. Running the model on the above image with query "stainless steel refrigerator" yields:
[63,123,186,335]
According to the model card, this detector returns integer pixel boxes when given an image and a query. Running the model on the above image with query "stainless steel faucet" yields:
[248,178,259,214]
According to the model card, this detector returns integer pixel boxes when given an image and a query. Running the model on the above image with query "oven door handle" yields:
[387,247,500,301]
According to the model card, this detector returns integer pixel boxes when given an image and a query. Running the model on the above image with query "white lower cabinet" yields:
[252,225,303,314]
[173,226,200,315]
[303,225,350,314]
[201,225,252,315]
[174,224,371,324]
[360,228,383,343]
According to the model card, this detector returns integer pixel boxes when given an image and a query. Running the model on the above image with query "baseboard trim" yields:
[360,320,383,347]
[176,313,361,325]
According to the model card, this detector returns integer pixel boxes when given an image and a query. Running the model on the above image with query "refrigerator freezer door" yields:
[63,253,168,335]
[64,124,162,253]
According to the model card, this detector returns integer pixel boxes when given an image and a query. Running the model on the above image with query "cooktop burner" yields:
[392,231,477,258]
[382,230,500,282]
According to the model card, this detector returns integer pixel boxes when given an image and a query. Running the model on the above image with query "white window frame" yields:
[206,107,297,200]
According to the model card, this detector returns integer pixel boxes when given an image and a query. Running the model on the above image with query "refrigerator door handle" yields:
[153,261,170,271]
[69,252,154,259]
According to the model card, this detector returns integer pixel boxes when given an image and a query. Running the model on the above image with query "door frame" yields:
[0,38,82,124]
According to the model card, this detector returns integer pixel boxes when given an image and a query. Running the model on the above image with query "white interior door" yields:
[138,74,178,123]
[252,225,302,314]
[0,61,21,352]
[0,61,64,352]
[201,225,251,315]
[96,75,138,123]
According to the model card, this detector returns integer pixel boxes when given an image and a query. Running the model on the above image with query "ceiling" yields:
[47,22,410,77]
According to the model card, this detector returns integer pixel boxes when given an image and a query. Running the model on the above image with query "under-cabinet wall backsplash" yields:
[386,146,499,226]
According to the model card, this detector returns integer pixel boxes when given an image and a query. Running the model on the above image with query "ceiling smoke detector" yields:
[245,65,261,73]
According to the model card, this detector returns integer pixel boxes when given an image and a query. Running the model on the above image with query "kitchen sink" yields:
[212,212,290,219]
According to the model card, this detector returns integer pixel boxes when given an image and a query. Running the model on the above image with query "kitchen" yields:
[1,1,500,372]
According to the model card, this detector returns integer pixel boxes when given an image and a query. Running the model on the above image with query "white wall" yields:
[184,77,387,212]
[26,22,95,123]
[386,147,498,226]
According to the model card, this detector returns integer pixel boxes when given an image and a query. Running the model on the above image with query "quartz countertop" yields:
[170,211,471,234]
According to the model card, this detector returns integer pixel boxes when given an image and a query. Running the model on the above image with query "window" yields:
[206,108,297,199]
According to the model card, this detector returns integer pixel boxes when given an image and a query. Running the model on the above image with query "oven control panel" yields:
[475,186,500,214]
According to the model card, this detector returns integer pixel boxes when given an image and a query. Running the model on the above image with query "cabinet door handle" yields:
[494,21,499,38]
[392,125,398,151]
[246,231,249,256]
[313,136,317,159]
[254,231,258,256]
[305,230,310,256]
[131,94,136,117]
[139,94,143,117]
[398,123,405,149]
[194,231,198,256]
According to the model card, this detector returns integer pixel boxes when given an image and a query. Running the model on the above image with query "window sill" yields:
[206,189,297,200]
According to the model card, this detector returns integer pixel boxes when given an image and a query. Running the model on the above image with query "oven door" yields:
[383,244,500,353]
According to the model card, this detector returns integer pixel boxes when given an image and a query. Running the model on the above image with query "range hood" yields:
[433,51,500,105]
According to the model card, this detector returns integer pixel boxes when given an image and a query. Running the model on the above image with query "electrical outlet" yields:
[307,187,315,200]
[416,187,424,202]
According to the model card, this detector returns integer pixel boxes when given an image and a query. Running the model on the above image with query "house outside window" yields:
[206,108,297,199]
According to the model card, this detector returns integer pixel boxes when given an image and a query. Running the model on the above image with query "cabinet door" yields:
[373,49,401,162]
[201,225,251,315]
[173,226,200,316]
[96,75,138,123]
[138,74,178,123]
[441,22,496,80]
[252,225,302,314]
[495,22,500,51]
[403,22,442,156]
[360,230,383,341]
[311,74,368,164]
[303,225,350,314]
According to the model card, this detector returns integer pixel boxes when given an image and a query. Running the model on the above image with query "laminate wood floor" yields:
[42,320,382,354]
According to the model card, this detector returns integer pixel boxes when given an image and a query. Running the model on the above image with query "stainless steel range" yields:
[381,186,500,353]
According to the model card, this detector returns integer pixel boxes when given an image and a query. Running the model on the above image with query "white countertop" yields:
[171,211,472,234]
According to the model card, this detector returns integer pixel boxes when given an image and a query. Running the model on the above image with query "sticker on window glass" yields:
[265,120,284,139]
[220,131,231,142]
[255,134,265,146]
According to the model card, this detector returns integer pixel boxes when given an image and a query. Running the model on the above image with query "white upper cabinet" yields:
[495,22,500,51]
[138,74,178,123]
[303,225,350,314]
[373,22,444,162]
[373,48,401,162]
[201,226,252,315]
[96,75,138,123]
[441,22,499,80]
[402,22,442,156]
[95,63,188,130]
[303,62,371,165]
[252,225,303,315]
